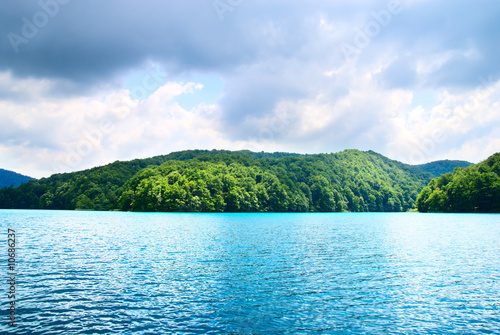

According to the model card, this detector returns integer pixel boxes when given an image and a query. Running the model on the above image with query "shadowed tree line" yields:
[415,160,472,177]
[0,169,35,189]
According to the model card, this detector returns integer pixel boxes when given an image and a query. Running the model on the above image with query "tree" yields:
[417,153,500,213]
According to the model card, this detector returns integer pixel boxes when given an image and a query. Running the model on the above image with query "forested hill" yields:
[0,150,299,209]
[0,169,35,189]
[415,160,473,177]
[416,152,500,213]
[0,149,432,212]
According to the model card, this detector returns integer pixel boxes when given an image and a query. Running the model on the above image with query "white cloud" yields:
[0,74,242,178]
[386,78,500,164]
[0,71,55,101]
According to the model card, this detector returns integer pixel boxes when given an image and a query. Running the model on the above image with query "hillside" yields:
[415,160,473,177]
[416,153,500,213]
[0,149,432,212]
[0,169,35,189]
[0,150,306,210]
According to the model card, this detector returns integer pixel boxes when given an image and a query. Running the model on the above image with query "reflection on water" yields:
[1,211,499,334]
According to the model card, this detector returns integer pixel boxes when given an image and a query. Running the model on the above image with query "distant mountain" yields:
[0,149,432,212]
[0,169,35,189]
[415,160,473,177]
[417,153,500,213]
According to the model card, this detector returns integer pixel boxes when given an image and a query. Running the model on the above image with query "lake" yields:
[1,210,499,334]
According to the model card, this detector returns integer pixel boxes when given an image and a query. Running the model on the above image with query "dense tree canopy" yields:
[415,160,472,177]
[416,153,500,213]
[0,149,436,212]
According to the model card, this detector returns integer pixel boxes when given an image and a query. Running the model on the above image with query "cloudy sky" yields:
[1,0,499,178]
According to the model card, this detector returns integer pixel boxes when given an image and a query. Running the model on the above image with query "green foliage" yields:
[0,149,434,212]
[415,160,473,177]
[0,155,174,210]
[417,153,500,213]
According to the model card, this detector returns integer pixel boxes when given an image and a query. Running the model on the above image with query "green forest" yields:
[416,153,500,213]
[0,149,433,212]
[415,160,472,177]
[2,149,497,213]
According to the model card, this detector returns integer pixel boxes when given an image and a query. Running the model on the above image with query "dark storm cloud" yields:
[0,1,366,83]
[1,1,499,86]
[374,0,500,90]
[0,0,257,85]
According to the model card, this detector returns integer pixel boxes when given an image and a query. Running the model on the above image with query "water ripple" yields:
[1,211,499,334]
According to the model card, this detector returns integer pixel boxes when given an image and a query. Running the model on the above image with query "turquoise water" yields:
[1,210,499,334]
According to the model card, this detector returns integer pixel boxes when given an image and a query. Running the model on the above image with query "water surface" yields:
[1,211,499,334]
